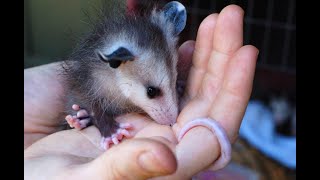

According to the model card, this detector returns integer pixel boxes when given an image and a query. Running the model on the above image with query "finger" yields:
[184,14,218,100]
[175,96,212,134]
[177,40,195,108]
[200,5,244,102]
[209,45,258,143]
[79,138,177,180]
[177,40,195,82]
[213,5,244,55]
[173,126,221,179]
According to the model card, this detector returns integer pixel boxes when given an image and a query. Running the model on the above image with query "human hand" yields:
[165,4,258,178]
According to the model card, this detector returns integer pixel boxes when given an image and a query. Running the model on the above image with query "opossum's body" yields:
[61,1,187,145]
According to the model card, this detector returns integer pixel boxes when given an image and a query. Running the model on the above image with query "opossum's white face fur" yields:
[116,51,179,125]
[95,1,186,125]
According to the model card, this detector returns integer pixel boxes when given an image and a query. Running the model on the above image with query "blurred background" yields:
[24,0,296,179]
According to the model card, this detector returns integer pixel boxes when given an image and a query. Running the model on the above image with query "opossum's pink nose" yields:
[155,116,177,126]
[145,102,178,126]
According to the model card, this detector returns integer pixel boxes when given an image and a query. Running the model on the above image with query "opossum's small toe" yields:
[77,109,89,118]
[66,104,91,130]
[67,117,81,130]
[100,137,112,150]
[116,129,130,138]
[65,115,90,130]
[112,135,120,145]
[79,118,90,128]
[65,115,73,123]
[65,115,72,120]
[72,104,80,111]
[65,115,73,128]
[65,115,76,128]
[73,120,82,129]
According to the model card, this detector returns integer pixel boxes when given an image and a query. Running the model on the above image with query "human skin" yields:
[24,5,258,180]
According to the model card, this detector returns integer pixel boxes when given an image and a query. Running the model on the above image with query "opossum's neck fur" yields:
[63,2,181,124]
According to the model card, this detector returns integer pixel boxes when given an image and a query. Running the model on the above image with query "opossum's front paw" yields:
[65,104,91,130]
[100,123,133,150]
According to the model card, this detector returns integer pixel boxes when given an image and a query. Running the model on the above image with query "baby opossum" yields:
[61,1,187,149]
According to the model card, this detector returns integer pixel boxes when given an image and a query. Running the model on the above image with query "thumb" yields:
[177,40,195,108]
[72,138,177,180]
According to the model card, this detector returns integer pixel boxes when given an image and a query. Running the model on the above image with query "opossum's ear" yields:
[96,47,135,69]
[162,1,187,36]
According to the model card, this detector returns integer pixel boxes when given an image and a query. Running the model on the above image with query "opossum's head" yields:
[96,1,186,125]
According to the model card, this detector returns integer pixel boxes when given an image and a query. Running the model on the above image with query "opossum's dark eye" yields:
[147,86,161,99]
[109,60,122,68]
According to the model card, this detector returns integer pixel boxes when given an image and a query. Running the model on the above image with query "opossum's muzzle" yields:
[149,106,178,126]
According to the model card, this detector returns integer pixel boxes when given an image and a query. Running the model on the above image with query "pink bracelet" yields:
[178,118,232,171]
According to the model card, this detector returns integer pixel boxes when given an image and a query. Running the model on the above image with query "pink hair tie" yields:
[178,118,232,171]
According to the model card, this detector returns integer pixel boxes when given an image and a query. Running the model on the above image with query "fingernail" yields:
[138,151,162,173]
